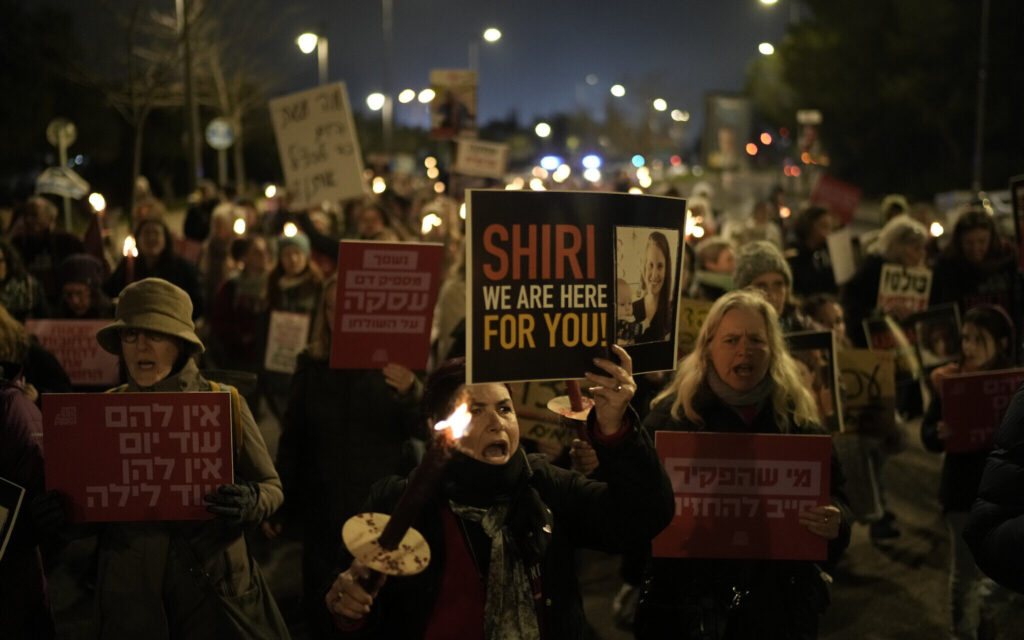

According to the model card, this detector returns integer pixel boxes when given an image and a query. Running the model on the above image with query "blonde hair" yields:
[0,304,30,363]
[652,289,819,430]
[307,275,337,360]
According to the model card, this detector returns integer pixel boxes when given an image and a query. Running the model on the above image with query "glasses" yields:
[120,328,169,343]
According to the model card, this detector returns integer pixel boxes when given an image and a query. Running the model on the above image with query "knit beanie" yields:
[733,240,792,290]
[58,253,105,288]
[278,232,311,256]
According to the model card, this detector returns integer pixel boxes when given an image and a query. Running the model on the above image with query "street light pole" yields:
[317,36,328,86]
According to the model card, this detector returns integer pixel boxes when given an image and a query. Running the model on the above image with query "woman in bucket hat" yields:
[61,278,287,638]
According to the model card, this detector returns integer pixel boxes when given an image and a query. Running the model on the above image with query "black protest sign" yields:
[466,190,686,383]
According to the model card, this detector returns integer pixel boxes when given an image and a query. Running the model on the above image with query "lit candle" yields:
[376,402,471,550]
[122,235,137,284]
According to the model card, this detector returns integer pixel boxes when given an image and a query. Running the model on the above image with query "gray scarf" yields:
[707,365,774,412]
[448,500,541,640]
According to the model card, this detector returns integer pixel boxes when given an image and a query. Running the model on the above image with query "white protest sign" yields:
[453,139,509,178]
[269,82,366,210]
[264,311,311,374]
[826,227,856,286]
[876,264,932,314]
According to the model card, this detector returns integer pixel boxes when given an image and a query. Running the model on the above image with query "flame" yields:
[435,402,471,439]
[122,235,138,258]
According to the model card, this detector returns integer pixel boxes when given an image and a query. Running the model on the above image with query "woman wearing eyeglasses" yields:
[52,278,288,638]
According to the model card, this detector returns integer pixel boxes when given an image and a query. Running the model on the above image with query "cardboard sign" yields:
[838,348,897,437]
[430,69,478,140]
[786,330,842,433]
[25,319,120,387]
[507,380,573,447]
[453,139,509,178]
[269,82,367,210]
[43,393,233,522]
[826,228,856,286]
[876,263,932,315]
[811,174,862,225]
[863,316,921,383]
[942,369,1024,453]
[652,431,831,561]
[264,311,311,374]
[676,298,713,356]
[331,241,443,370]
[0,477,25,561]
[467,190,687,383]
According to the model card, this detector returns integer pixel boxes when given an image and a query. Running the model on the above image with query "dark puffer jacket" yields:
[636,385,852,640]
[964,383,1024,594]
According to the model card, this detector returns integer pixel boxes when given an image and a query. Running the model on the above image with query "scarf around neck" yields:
[707,365,774,408]
[444,449,543,640]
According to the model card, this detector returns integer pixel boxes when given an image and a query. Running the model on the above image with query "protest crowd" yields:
[4,92,1024,640]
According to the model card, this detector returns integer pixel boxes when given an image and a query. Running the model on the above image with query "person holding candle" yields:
[325,345,674,639]
[103,219,204,319]
[272,274,427,638]
[634,289,851,639]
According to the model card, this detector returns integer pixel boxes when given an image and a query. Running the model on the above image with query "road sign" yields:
[205,117,235,150]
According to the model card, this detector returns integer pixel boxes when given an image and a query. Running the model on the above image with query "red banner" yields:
[330,241,443,370]
[26,319,120,387]
[942,369,1024,453]
[811,174,862,225]
[652,431,831,561]
[43,392,234,522]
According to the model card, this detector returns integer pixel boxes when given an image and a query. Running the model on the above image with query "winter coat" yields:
[0,382,55,638]
[920,370,989,513]
[930,251,1023,333]
[333,412,674,639]
[964,383,1024,595]
[104,254,205,319]
[95,360,284,639]
[840,253,886,348]
[276,351,426,524]
[635,385,852,640]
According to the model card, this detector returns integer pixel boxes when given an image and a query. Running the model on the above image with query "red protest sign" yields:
[330,241,443,370]
[26,319,120,387]
[811,174,862,225]
[652,431,831,561]
[43,392,234,522]
[941,369,1024,453]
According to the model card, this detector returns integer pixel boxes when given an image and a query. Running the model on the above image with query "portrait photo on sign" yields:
[615,226,680,346]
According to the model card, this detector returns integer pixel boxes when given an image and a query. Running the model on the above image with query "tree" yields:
[748,0,1024,197]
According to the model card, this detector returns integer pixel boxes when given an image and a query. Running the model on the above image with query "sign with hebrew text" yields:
[43,393,233,522]
[942,368,1024,453]
[876,263,932,315]
[25,319,120,386]
[652,431,831,561]
[269,82,367,210]
[331,241,443,370]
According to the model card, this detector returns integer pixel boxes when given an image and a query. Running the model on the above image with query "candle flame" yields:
[122,235,138,258]
[435,402,471,439]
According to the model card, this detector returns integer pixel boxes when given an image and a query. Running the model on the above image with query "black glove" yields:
[204,482,260,525]
[30,490,69,540]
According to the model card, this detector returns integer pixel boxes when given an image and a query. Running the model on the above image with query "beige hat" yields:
[96,278,204,355]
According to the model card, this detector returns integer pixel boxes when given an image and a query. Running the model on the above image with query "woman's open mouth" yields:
[483,441,509,459]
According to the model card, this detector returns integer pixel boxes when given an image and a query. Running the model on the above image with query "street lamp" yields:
[366,93,386,111]
[758,42,775,55]
[296,32,328,85]
[652,98,668,111]
[610,84,626,98]
[469,26,501,72]
[398,89,416,103]
[535,122,552,138]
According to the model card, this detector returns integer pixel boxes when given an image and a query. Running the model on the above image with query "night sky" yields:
[67,0,790,131]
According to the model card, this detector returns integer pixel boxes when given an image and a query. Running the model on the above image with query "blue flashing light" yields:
[631,154,645,168]
[582,154,602,170]
[540,155,562,171]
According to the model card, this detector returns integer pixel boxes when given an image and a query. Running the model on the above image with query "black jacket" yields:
[840,254,885,348]
[333,413,674,639]
[920,393,988,512]
[964,383,1024,594]
[636,385,852,640]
